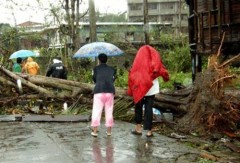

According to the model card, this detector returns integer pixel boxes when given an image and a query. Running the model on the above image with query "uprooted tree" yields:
[177,34,240,135]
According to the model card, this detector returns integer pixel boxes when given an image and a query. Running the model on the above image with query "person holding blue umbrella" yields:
[90,53,116,137]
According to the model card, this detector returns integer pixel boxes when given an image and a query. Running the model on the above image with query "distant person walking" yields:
[12,57,22,73]
[46,58,67,79]
[22,57,40,75]
[91,53,116,137]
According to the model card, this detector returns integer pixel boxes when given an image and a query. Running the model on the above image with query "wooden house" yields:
[186,0,240,80]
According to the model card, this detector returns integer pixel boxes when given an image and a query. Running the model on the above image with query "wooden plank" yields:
[22,115,91,122]
[217,0,222,37]
[208,11,212,49]
[0,115,22,122]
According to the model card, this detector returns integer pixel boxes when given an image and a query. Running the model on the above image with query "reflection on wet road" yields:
[92,138,113,163]
[0,121,199,163]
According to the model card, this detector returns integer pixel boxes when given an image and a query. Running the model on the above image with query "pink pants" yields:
[91,93,114,127]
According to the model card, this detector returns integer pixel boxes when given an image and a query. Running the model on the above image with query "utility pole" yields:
[143,0,149,45]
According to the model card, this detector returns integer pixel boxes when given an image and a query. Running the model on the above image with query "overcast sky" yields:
[0,0,127,26]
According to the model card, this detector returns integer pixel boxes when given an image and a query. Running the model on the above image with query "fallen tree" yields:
[0,63,191,107]
[0,64,189,119]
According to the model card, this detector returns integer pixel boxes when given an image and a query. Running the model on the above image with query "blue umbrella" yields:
[9,50,36,59]
[73,42,124,58]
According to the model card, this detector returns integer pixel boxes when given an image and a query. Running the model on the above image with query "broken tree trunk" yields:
[176,33,240,135]
[0,65,190,113]
[0,65,57,96]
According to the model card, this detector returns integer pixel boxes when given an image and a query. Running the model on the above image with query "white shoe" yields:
[106,132,111,136]
[91,132,98,137]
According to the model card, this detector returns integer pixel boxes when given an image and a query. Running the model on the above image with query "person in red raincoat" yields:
[127,45,169,137]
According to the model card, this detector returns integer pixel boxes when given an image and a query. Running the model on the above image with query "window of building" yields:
[129,4,142,11]
[161,2,174,10]
[149,16,158,22]
[148,3,157,10]
[181,15,188,21]
[129,16,143,22]
[182,3,188,10]
[162,15,173,22]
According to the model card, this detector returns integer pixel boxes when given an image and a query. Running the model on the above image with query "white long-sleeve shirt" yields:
[146,78,160,96]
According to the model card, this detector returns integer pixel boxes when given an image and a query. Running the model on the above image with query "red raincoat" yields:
[127,45,169,103]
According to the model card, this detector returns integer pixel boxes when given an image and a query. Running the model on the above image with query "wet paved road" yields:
[0,121,199,163]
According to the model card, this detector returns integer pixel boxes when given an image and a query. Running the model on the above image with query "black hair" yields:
[98,53,108,63]
[16,57,22,64]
